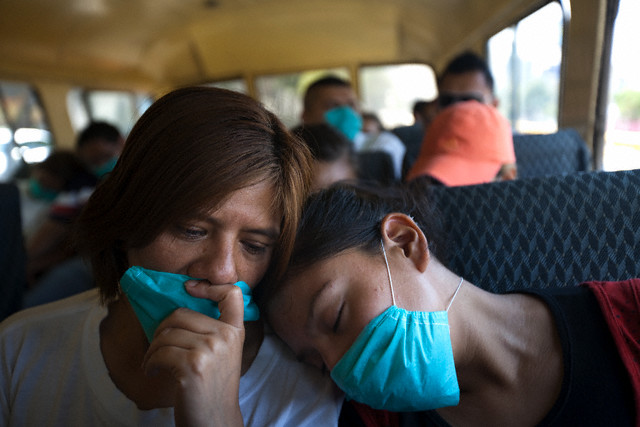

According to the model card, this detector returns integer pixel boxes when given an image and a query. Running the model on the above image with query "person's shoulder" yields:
[392,123,423,137]
[377,131,406,150]
[510,285,589,297]
[0,289,101,335]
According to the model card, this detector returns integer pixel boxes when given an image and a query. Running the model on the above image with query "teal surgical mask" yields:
[28,178,59,201]
[92,156,118,178]
[120,266,260,342]
[330,241,462,411]
[324,106,362,141]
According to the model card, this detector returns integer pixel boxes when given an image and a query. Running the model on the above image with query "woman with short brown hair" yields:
[1,87,344,426]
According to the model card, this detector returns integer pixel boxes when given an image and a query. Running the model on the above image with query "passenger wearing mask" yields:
[2,87,344,426]
[24,150,97,286]
[17,150,95,240]
[264,183,639,427]
[22,122,123,307]
[75,121,125,179]
[301,76,406,181]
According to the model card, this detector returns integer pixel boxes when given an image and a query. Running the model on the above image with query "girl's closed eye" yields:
[333,302,344,333]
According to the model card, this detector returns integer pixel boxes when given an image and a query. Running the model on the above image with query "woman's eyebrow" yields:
[201,216,280,240]
[242,227,279,241]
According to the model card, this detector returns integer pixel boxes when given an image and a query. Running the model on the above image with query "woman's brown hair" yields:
[74,86,312,303]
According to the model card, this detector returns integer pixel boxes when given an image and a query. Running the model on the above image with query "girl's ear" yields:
[381,213,429,272]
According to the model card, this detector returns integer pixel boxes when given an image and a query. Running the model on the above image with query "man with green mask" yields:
[75,121,125,178]
[301,76,406,181]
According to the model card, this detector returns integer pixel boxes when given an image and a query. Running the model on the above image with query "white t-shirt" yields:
[0,289,344,426]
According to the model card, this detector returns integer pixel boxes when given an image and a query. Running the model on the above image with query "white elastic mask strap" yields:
[380,239,396,306]
[446,277,464,312]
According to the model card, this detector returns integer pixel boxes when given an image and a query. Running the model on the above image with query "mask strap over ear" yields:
[380,239,396,306]
[381,239,463,312]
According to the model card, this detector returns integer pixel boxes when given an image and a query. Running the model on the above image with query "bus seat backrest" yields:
[425,169,640,293]
[513,129,591,178]
[0,183,26,321]
[358,151,396,186]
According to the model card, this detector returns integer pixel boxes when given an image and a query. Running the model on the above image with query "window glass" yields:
[603,0,640,171]
[488,2,564,133]
[67,89,152,137]
[0,102,11,181]
[86,90,151,136]
[255,68,350,129]
[0,81,52,181]
[358,63,437,129]
[204,79,248,94]
[66,89,91,134]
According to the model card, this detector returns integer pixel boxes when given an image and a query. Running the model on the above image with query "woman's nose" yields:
[189,240,238,285]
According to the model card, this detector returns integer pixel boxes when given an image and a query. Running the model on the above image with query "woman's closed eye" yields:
[176,224,207,240]
[242,240,270,256]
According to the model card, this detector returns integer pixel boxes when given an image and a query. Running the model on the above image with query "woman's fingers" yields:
[184,280,246,329]
[141,281,248,426]
[141,283,246,372]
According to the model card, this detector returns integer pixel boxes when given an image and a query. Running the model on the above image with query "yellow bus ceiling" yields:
[0,0,545,89]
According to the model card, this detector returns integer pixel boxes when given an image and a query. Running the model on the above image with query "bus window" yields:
[0,100,12,181]
[0,81,52,181]
[603,0,640,171]
[204,78,248,94]
[255,68,350,129]
[67,89,152,136]
[488,2,564,134]
[358,63,437,129]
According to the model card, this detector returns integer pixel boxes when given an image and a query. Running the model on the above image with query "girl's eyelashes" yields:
[332,302,344,333]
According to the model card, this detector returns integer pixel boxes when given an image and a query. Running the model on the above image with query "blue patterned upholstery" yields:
[425,169,640,293]
[0,183,26,321]
[513,129,591,178]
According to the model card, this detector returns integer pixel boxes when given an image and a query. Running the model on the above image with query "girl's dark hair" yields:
[280,181,446,280]
[74,86,312,304]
